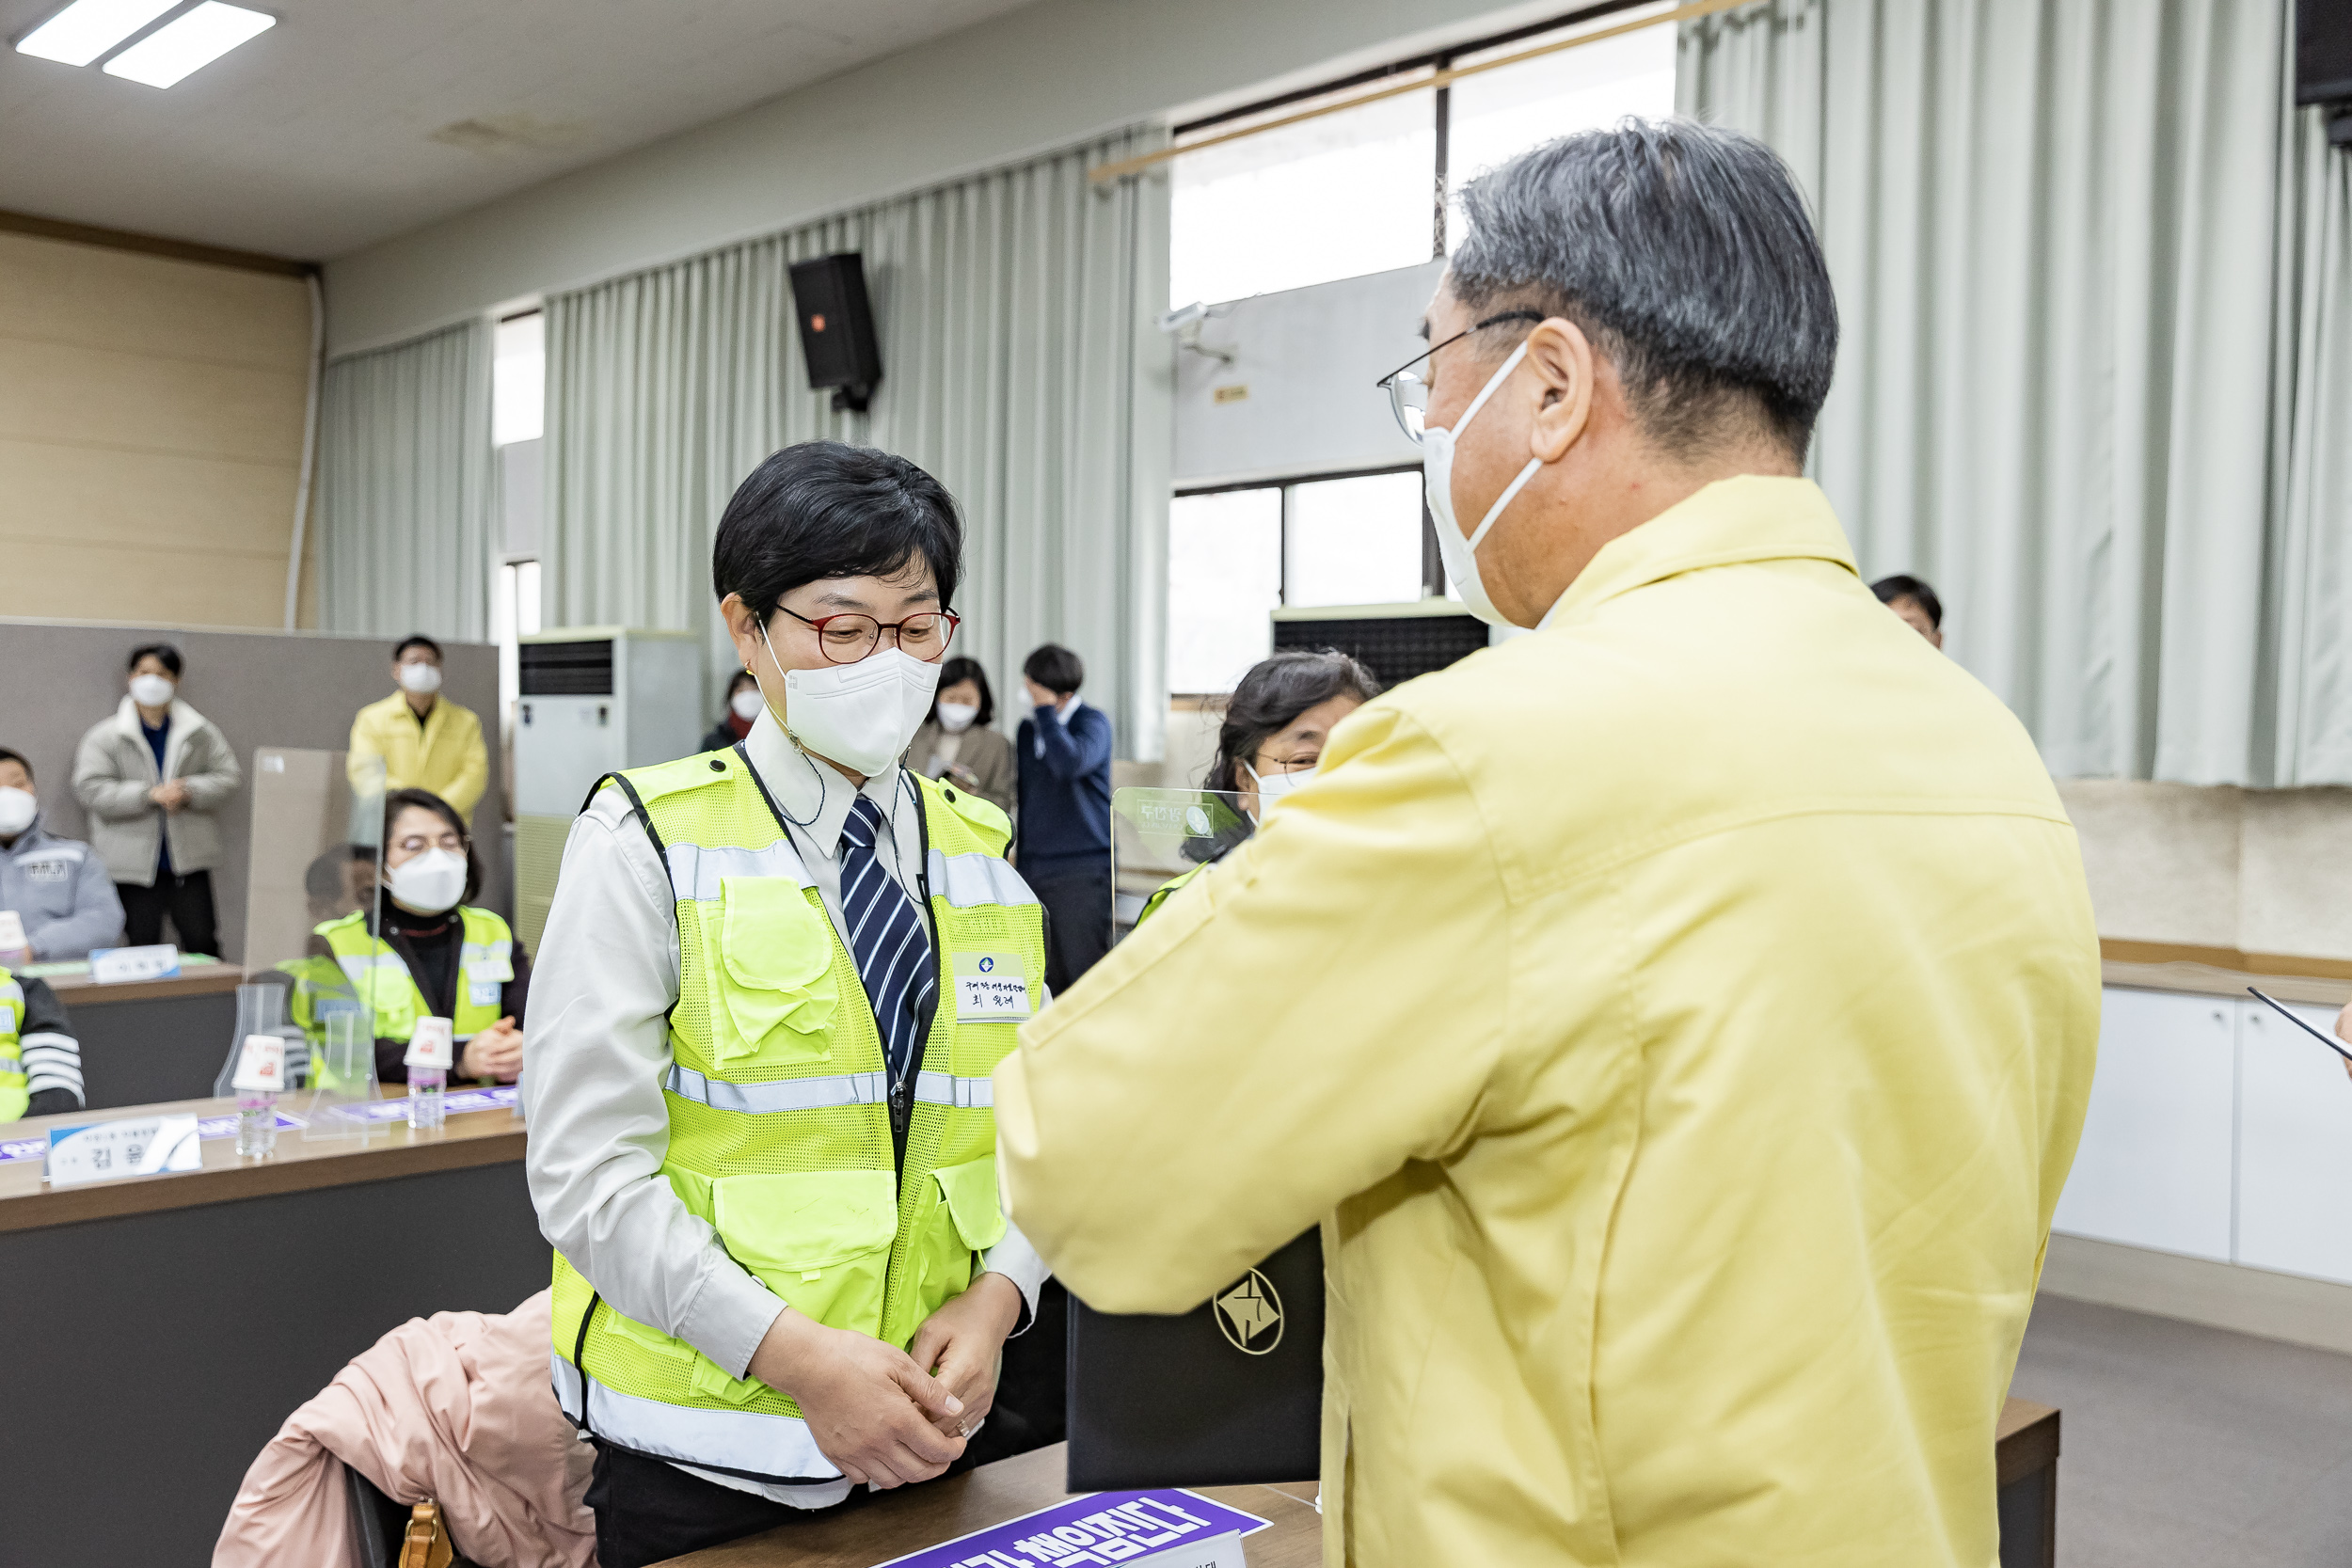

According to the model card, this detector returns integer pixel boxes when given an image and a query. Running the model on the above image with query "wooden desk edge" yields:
[41,965,252,1002]
[1995,1398,2059,1487]
[0,1119,526,1233]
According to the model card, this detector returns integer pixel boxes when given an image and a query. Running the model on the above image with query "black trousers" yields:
[587,1443,868,1568]
[1027,865,1113,994]
[116,868,218,957]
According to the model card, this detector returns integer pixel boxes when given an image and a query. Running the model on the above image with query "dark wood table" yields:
[661,1444,1324,1568]
[663,1401,2061,1567]
[39,961,249,1108]
[0,1094,548,1568]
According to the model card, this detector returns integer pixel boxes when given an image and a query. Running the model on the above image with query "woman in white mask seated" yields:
[299,787,528,1087]
[702,669,768,754]
[1137,649,1380,925]
[907,656,1015,818]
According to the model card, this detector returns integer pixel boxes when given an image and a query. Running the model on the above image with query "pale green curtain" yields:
[544,127,1173,757]
[315,319,495,641]
[1680,0,2352,786]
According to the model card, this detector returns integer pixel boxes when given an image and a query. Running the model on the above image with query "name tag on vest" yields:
[953,953,1033,1022]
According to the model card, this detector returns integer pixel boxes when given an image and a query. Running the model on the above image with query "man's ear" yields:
[1523,318,1594,463]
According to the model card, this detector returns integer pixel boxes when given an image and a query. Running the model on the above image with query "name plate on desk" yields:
[876,1491,1266,1568]
[87,944,182,984]
[44,1115,202,1187]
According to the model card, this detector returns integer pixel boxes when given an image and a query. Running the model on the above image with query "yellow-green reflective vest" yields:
[313,906,514,1045]
[549,751,1045,1485]
[0,969,24,1123]
[1136,861,1213,927]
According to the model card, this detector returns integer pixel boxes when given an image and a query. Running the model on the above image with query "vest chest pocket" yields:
[712,1169,898,1342]
[711,877,839,1063]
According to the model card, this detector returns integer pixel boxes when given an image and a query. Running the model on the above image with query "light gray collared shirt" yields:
[522,709,1048,1506]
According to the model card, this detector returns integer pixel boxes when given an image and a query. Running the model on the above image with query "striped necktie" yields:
[838,793,934,1100]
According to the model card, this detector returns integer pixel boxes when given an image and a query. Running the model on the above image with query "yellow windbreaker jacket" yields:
[347,690,489,818]
[996,477,2100,1567]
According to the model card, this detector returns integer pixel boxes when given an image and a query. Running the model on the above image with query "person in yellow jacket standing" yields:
[524,442,1049,1568]
[348,635,489,821]
[996,121,2101,1568]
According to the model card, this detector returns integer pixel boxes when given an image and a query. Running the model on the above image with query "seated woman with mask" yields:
[1140,649,1380,924]
[908,656,1016,817]
[303,787,530,1087]
[702,669,767,753]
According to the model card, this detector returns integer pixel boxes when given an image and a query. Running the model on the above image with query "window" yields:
[493,558,541,769]
[1168,468,1433,694]
[493,311,544,447]
[1167,2,1678,307]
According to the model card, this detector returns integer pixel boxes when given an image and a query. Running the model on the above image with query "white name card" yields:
[87,944,181,984]
[231,1035,286,1094]
[46,1115,201,1188]
[1132,1529,1250,1568]
[405,1017,454,1071]
[953,952,1034,1022]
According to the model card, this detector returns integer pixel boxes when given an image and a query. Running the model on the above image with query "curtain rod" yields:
[1089,0,1750,184]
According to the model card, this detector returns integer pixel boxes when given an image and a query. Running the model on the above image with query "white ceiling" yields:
[0,0,1039,261]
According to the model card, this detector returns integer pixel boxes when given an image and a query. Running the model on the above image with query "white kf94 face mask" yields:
[388,848,468,914]
[934,702,979,734]
[129,673,176,708]
[1241,760,1316,819]
[0,786,37,838]
[760,626,944,779]
[1422,340,1543,628]
[729,688,766,721]
[398,661,444,696]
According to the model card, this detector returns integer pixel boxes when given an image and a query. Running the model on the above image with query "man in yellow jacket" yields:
[348,634,489,820]
[996,121,2100,1567]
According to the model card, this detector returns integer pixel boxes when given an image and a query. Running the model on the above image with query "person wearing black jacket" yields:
[2,968,86,1121]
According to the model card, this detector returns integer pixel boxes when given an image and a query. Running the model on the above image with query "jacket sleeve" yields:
[17,978,84,1115]
[977,731,1018,818]
[347,705,388,794]
[71,724,152,823]
[994,702,1509,1313]
[441,708,489,818]
[177,721,243,812]
[27,850,126,961]
[1030,705,1111,784]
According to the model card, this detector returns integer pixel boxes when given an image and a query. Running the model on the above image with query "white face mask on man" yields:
[0,786,36,838]
[398,661,444,696]
[756,625,943,779]
[1422,340,1545,629]
[129,673,176,708]
[387,847,467,914]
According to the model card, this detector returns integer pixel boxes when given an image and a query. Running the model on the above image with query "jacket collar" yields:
[111,693,208,737]
[741,707,908,864]
[1537,476,1858,632]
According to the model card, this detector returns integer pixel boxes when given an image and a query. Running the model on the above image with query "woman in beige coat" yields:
[70,643,242,957]
[906,656,1015,819]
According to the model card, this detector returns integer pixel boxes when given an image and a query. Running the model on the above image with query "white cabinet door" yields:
[2052,988,2236,1259]
[2233,995,2352,1283]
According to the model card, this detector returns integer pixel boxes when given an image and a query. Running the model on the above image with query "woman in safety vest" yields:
[1138,649,1380,926]
[301,787,528,1087]
[524,442,1051,1568]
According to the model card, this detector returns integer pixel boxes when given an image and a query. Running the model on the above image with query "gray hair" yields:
[1451,118,1838,461]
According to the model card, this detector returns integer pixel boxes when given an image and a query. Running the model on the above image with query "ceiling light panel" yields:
[14,0,183,66]
[103,1,273,87]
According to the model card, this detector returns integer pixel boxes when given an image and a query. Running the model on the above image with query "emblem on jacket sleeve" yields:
[1214,1268,1283,1354]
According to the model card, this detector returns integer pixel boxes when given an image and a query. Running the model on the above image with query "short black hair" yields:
[933,656,995,727]
[711,442,962,620]
[381,787,482,907]
[1207,650,1382,794]
[1024,644,1084,698]
[393,634,443,662]
[0,746,30,782]
[128,642,183,676]
[1451,118,1839,462]
[1871,574,1943,629]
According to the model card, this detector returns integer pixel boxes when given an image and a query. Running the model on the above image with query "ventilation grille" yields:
[1271,613,1486,688]
[520,640,613,696]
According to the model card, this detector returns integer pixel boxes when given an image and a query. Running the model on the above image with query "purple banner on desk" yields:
[874,1490,1267,1568]
[0,1086,516,1165]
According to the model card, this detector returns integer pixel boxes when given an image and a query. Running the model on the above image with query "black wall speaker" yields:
[789,253,883,412]
[2299,0,2352,104]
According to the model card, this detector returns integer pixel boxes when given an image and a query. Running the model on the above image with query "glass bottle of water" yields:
[409,1068,447,1131]
[236,1091,278,1157]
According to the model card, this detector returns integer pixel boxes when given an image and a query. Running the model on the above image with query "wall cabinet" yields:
[2053,988,2352,1286]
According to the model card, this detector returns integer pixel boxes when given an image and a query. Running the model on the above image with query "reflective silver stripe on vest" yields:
[924,849,1040,910]
[0,978,23,1009]
[460,940,512,964]
[665,1063,888,1113]
[664,841,813,903]
[334,953,406,985]
[550,1351,843,1486]
[913,1070,993,1109]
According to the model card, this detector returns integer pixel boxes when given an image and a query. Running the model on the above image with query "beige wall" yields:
[0,230,313,628]
[2061,779,2352,960]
